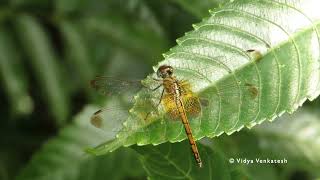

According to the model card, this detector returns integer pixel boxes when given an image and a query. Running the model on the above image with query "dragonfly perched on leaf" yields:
[90,64,259,167]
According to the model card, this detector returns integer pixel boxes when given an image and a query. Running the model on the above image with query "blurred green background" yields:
[0,0,203,179]
[0,0,319,180]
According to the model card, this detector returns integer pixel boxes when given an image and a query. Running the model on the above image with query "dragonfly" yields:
[90,64,259,168]
[154,65,203,167]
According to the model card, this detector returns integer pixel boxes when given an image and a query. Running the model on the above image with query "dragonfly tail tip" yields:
[198,162,203,168]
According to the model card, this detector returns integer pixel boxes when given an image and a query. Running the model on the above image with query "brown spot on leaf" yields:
[245,83,259,99]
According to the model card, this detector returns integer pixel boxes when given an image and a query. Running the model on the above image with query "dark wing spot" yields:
[90,79,98,89]
[90,115,103,128]
[93,109,102,115]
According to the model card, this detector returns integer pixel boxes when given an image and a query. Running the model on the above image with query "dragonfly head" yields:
[157,65,173,79]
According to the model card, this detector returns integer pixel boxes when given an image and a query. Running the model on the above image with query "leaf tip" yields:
[176,38,184,45]
[192,24,199,30]
[208,9,216,15]
[162,53,169,58]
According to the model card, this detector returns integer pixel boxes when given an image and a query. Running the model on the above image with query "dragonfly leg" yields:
[144,88,165,121]
[142,79,162,91]
[151,84,162,91]
[152,78,162,81]
[155,88,165,107]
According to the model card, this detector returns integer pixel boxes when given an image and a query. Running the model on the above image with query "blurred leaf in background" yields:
[15,106,146,180]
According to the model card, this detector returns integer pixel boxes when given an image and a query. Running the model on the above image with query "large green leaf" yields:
[136,139,278,180]
[76,148,145,180]
[134,141,232,180]
[135,140,282,180]
[88,0,320,155]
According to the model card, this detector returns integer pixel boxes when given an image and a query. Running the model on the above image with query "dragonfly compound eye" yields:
[157,65,174,78]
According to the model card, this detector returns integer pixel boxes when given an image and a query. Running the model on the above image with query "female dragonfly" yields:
[90,64,258,167]
[91,65,204,167]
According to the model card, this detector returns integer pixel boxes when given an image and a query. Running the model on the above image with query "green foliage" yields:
[134,141,232,180]
[253,109,320,172]
[0,28,33,116]
[15,15,70,125]
[16,106,145,180]
[58,20,94,93]
[135,109,320,179]
[218,109,320,179]
[171,0,225,18]
[88,0,320,155]
[0,0,319,180]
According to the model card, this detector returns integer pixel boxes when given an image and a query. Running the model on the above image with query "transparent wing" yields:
[89,73,260,132]
[90,76,144,96]
[90,103,158,134]
[90,106,135,133]
[89,74,167,134]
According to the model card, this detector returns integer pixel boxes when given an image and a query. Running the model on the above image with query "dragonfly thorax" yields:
[162,77,180,96]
